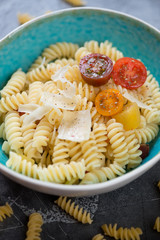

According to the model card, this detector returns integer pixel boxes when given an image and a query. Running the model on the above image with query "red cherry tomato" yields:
[79,53,113,87]
[139,144,149,160]
[112,57,147,89]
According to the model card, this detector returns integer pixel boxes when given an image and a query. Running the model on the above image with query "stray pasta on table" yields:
[0,40,159,186]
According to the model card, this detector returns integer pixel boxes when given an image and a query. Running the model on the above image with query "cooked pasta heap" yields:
[0,40,159,185]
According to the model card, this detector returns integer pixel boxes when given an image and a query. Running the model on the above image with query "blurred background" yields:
[0,0,160,39]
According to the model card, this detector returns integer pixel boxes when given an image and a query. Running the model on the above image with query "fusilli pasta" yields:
[101,223,143,240]
[55,196,93,224]
[154,216,160,232]
[1,39,159,186]
[0,69,26,97]
[25,212,43,240]
[0,203,13,222]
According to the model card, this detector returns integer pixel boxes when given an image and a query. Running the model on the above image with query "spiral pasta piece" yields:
[42,42,79,62]
[25,212,43,240]
[84,40,124,62]
[92,123,108,163]
[157,181,160,190]
[0,122,6,140]
[134,123,159,144]
[55,196,93,224]
[28,56,48,72]
[54,58,78,66]
[5,111,23,152]
[52,138,69,165]
[21,115,40,159]
[32,117,54,153]
[90,107,107,126]
[99,40,124,62]
[73,81,99,102]
[145,71,160,109]
[0,203,13,222]
[68,141,83,162]
[43,81,57,93]
[124,131,142,169]
[80,132,101,171]
[37,159,85,183]
[39,148,52,167]
[106,119,129,167]
[102,223,143,240]
[84,40,100,53]
[6,151,39,178]
[64,0,85,6]
[28,81,43,104]
[0,69,26,97]
[75,96,93,111]
[102,223,119,239]
[17,12,34,25]
[65,64,85,84]
[80,162,125,184]
[0,91,28,113]
[75,47,90,62]
[2,140,10,155]
[45,108,63,126]
[26,63,61,83]
[92,234,105,240]
[154,217,160,232]
[141,98,160,124]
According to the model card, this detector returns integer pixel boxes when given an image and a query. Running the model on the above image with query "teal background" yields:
[0,8,160,166]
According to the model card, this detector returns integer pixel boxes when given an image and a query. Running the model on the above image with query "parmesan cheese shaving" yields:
[51,64,76,98]
[58,84,76,99]
[23,105,52,125]
[58,110,91,142]
[39,57,46,69]
[123,91,152,110]
[18,103,39,113]
[41,92,77,110]
[51,64,70,84]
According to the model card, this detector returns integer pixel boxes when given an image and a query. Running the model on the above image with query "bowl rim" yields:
[0,7,160,193]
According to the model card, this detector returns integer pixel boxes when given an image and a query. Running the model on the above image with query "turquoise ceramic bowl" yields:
[0,8,160,196]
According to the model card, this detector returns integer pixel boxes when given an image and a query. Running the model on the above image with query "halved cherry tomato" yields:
[112,57,147,89]
[95,89,124,116]
[79,53,113,86]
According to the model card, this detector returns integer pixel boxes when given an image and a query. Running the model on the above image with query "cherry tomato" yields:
[79,53,113,87]
[139,144,149,160]
[95,89,124,116]
[112,57,147,89]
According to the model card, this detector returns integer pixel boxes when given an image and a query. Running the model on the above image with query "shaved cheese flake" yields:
[23,105,52,125]
[51,64,70,84]
[39,57,46,69]
[58,110,91,142]
[41,92,77,110]
[58,84,76,98]
[18,103,39,113]
[51,64,76,98]
[123,91,152,110]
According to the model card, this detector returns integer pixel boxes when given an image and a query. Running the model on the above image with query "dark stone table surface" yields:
[0,0,160,239]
